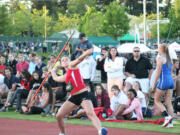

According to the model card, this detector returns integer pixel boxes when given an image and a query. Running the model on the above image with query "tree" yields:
[7,3,32,36]
[78,7,104,36]
[31,6,53,37]
[100,1,130,39]
[125,0,163,16]
[150,23,169,39]
[167,2,180,38]
[31,0,67,19]
[53,13,80,33]
[0,5,9,35]
[67,0,96,16]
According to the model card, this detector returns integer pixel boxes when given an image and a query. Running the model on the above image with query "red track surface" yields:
[0,118,178,135]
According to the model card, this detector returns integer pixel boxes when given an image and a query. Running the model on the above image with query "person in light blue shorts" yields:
[152,44,175,128]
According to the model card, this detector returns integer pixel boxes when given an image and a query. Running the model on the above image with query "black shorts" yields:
[68,91,90,106]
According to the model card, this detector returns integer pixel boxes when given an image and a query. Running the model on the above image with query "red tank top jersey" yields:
[65,68,86,95]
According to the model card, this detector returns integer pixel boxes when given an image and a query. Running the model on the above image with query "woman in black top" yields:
[25,71,43,105]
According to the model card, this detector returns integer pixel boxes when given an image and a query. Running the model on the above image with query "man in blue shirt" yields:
[75,33,93,59]
[0,67,19,111]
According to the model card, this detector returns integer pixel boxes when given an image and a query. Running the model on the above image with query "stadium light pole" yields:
[143,0,147,46]
[157,0,160,46]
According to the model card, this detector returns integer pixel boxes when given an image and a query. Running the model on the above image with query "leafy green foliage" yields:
[100,1,130,39]
[79,7,104,36]
[53,13,80,33]
[0,5,10,35]
[67,0,96,16]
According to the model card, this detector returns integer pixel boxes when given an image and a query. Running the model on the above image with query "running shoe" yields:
[166,123,173,128]
[101,127,108,135]
[162,115,173,127]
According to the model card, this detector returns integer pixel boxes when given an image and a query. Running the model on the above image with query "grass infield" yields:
[0,111,180,134]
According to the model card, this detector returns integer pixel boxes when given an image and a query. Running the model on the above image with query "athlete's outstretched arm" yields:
[51,69,66,82]
[70,48,93,68]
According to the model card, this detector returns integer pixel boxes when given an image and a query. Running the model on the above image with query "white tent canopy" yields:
[59,29,80,39]
[117,43,151,53]
[169,42,180,52]
[93,45,101,52]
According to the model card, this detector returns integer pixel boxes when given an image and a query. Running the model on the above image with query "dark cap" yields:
[101,47,109,51]
[79,33,86,39]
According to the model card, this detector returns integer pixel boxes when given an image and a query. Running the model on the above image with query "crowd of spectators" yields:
[0,33,180,123]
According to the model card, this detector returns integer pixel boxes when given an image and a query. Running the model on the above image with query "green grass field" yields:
[0,111,180,134]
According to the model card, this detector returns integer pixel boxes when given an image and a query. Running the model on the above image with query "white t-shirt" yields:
[137,90,147,108]
[110,91,128,111]
[0,74,5,90]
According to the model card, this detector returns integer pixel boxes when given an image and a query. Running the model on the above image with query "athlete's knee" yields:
[86,110,95,118]
[56,112,64,120]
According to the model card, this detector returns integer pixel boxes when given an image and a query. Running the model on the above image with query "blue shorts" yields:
[157,78,174,90]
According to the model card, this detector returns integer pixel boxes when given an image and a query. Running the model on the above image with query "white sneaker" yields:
[59,133,68,135]
[162,115,173,127]
[166,123,173,128]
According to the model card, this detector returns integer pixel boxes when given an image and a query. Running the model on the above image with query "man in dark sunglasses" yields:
[124,46,153,102]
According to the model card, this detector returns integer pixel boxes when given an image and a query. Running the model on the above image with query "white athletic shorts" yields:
[125,77,150,94]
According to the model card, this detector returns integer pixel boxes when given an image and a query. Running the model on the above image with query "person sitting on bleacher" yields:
[25,71,43,106]
[0,67,19,112]
[132,81,152,118]
[7,69,32,113]
[95,84,110,108]
[22,82,53,114]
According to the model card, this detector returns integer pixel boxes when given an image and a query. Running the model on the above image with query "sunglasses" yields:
[134,50,140,52]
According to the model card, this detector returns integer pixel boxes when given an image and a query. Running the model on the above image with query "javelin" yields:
[26,31,75,112]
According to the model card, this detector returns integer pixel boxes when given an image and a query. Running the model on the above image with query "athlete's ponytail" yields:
[164,44,171,66]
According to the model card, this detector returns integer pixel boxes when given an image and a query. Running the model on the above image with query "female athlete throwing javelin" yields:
[51,48,107,135]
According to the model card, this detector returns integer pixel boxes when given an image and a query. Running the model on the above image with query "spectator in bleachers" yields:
[132,81,146,109]
[172,60,180,96]
[96,47,108,89]
[121,89,143,120]
[0,54,7,75]
[0,74,5,101]
[62,45,71,58]
[48,65,67,113]
[104,47,125,100]
[47,54,63,76]
[0,67,19,112]
[22,82,53,114]
[106,85,128,120]
[74,33,93,59]
[16,53,29,77]
[132,81,152,118]
[124,46,153,101]
[95,84,110,108]
[7,53,17,75]
[78,55,96,93]
[35,55,46,76]
[25,71,43,106]
[28,52,37,74]
[8,69,32,113]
